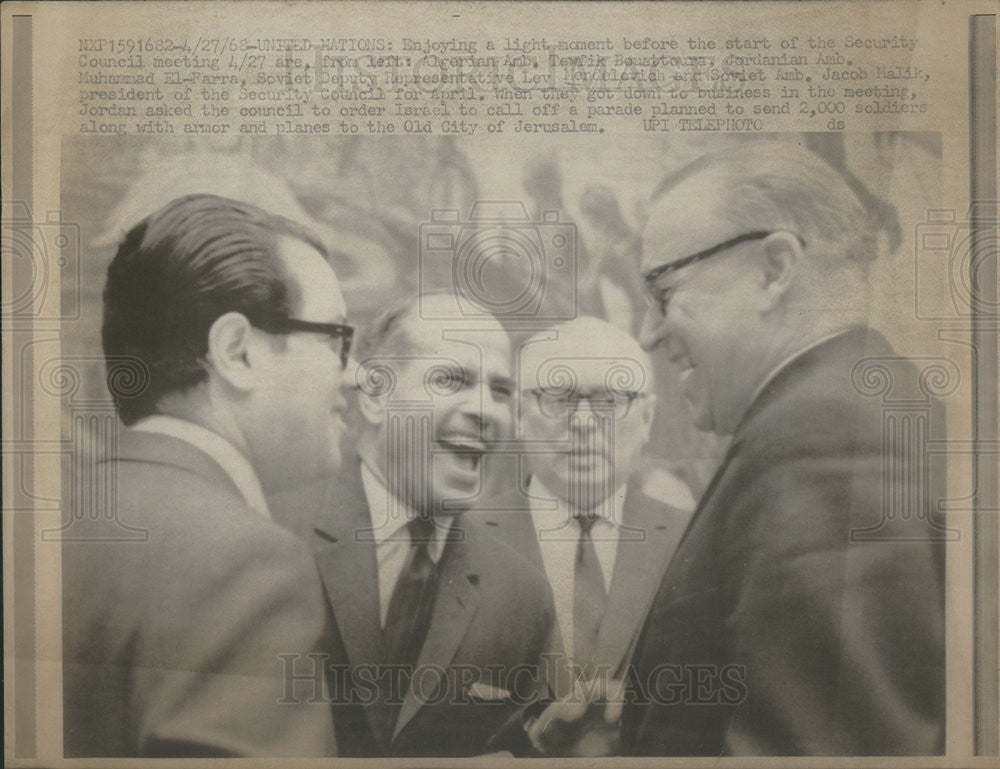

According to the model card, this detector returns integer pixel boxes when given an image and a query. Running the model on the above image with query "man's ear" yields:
[759,232,802,309]
[637,392,656,443]
[356,363,387,427]
[205,311,256,392]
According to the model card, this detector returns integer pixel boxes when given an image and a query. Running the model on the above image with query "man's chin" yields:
[686,397,716,434]
[435,460,481,495]
[429,480,477,516]
[431,506,466,519]
[263,464,331,515]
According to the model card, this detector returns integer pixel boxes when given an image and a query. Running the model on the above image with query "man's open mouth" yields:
[436,435,487,471]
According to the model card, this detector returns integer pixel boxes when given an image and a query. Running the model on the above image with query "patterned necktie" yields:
[574,513,607,677]
[380,516,440,731]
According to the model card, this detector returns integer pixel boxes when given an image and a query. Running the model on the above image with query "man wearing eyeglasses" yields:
[63,194,352,757]
[476,315,694,756]
[621,142,945,755]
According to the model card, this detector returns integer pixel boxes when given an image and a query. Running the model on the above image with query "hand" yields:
[526,677,624,757]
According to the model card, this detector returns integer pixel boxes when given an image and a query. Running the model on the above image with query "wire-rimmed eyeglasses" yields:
[529,388,647,420]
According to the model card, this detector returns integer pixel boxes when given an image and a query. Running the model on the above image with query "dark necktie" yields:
[574,513,607,677]
[380,516,440,730]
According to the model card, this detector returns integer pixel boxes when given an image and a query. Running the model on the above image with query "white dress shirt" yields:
[131,414,271,518]
[528,476,624,664]
[360,461,454,628]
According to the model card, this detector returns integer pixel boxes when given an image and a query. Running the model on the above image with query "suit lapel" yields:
[310,463,387,745]
[661,438,737,574]
[511,513,576,697]
[392,529,480,741]
[479,481,676,697]
[639,331,878,623]
[509,514,580,698]
[478,491,579,698]
[596,490,679,674]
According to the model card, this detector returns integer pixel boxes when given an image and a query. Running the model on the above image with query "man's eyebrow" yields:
[489,374,515,389]
[450,364,475,381]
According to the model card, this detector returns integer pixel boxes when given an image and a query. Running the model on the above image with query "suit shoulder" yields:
[110,457,313,574]
[739,336,941,463]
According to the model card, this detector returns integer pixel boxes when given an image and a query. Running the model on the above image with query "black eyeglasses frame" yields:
[258,317,354,368]
[644,230,806,315]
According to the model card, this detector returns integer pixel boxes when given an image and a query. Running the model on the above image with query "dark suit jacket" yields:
[476,476,692,698]
[62,430,337,757]
[272,458,556,757]
[621,328,947,756]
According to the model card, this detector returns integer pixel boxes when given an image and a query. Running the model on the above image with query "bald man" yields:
[475,316,695,756]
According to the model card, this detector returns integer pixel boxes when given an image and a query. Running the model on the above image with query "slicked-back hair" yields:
[102,193,328,425]
[653,141,877,269]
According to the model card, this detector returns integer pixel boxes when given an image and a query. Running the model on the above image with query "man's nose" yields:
[569,398,607,431]
[461,388,508,436]
[488,391,515,435]
[339,356,359,397]
[638,308,669,352]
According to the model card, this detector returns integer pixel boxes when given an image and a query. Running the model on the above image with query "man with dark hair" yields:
[620,142,946,755]
[63,193,351,757]
[272,292,554,757]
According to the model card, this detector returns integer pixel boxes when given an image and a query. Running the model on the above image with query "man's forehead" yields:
[519,330,650,391]
[404,320,511,362]
[278,236,346,320]
[528,357,646,386]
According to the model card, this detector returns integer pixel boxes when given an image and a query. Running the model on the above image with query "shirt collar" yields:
[131,414,270,518]
[359,460,453,563]
[527,475,626,533]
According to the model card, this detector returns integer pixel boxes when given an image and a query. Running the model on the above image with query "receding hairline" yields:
[356,291,509,365]
[271,233,343,320]
[521,316,654,392]
[650,141,864,215]
[647,141,875,268]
